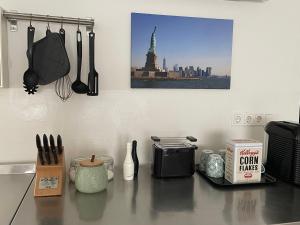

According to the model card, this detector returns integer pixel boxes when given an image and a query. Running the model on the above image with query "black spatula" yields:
[87,31,98,96]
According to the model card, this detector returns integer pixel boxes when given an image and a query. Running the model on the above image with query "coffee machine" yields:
[265,121,300,185]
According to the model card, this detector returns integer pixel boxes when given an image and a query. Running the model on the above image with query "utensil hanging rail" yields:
[2,10,94,27]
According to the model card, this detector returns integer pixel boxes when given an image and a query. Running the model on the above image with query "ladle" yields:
[72,29,89,94]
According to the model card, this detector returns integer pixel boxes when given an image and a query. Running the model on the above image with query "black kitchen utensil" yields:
[87,31,99,96]
[23,25,39,94]
[55,27,73,101]
[57,135,63,154]
[49,134,58,164]
[132,140,139,178]
[71,30,89,94]
[43,134,51,165]
[36,134,44,165]
[32,30,70,85]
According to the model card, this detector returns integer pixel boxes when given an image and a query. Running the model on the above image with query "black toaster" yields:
[265,121,300,185]
[151,136,198,178]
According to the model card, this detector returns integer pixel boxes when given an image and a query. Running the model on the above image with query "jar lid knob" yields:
[80,155,103,167]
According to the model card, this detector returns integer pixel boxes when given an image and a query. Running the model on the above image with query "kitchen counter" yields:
[0,164,35,225]
[11,165,300,225]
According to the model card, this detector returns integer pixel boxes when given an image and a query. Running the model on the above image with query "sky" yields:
[131,13,234,76]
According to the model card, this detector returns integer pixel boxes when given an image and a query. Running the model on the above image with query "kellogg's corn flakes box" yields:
[225,139,262,184]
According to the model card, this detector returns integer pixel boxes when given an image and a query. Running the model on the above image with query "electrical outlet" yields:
[232,113,244,125]
[232,112,271,126]
[245,114,254,125]
[253,114,265,125]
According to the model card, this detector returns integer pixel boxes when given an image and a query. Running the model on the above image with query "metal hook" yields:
[61,16,63,29]
[46,15,50,30]
[29,14,32,26]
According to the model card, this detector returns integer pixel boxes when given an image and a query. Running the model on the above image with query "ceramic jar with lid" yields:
[69,155,114,183]
[75,155,108,193]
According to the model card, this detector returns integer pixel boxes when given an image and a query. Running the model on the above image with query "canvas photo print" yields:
[131,13,234,89]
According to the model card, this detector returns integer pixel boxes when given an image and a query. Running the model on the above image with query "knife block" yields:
[34,147,65,197]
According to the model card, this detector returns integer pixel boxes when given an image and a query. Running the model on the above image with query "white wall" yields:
[0,0,299,165]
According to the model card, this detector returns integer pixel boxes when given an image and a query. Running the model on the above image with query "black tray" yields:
[196,165,277,187]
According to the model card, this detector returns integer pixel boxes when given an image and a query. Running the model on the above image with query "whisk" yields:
[55,21,73,101]
[55,74,73,101]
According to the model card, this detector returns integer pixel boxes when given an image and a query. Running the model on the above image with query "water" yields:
[131,77,231,89]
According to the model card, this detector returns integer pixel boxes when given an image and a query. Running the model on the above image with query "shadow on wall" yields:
[115,133,130,164]
[195,127,266,163]
[245,126,265,143]
[205,130,227,149]
[194,131,225,163]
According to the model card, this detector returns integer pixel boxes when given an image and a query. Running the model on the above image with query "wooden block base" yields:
[34,148,65,197]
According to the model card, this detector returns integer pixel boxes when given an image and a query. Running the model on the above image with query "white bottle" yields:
[123,142,134,181]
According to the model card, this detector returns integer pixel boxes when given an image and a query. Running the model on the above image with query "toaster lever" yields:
[186,136,197,142]
[151,136,160,142]
[151,136,197,142]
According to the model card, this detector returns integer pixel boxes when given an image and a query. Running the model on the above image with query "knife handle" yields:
[52,149,58,164]
[57,135,63,154]
[49,135,58,164]
[45,151,51,165]
[38,149,45,165]
[43,134,51,165]
[36,134,44,165]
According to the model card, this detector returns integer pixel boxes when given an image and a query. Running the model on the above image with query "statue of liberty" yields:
[144,26,159,71]
[148,26,157,54]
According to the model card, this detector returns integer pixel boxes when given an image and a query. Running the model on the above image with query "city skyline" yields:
[156,57,220,76]
[131,13,233,76]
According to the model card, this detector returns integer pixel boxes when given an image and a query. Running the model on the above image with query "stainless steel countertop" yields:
[11,166,300,225]
[0,164,35,225]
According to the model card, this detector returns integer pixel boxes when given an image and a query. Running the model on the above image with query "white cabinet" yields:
[0,7,8,88]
